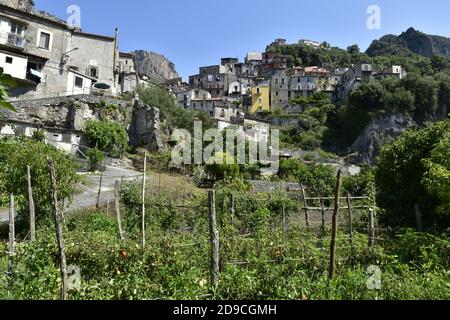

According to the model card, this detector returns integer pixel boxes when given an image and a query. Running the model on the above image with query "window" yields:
[256,88,260,94]
[88,67,99,78]
[75,76,83,88]
[38,32,51,50]
[5,57,13,64]
[281,78,285,84]
[10,22,25,36]
[276,91,279,96]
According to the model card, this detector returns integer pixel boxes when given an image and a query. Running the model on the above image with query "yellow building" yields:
[250,85,271,114]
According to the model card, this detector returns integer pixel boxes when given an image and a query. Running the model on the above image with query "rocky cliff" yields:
[350,113,416,165]
[133,50,179,84]
[367,27,450,57]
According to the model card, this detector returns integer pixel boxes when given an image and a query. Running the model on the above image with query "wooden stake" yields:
[96,172,103,209]
[328,169,342,280]
[282,202,286,241]
[368,208,375,247]
[346,193,354,251]
[229,193,236,226]
[320,197,326,237]
[47,158,68,300]
[414,204,423,232]
[209,190,219,290]
[27,165,36,242]
[141,152,147,249]
[115,181,124,243]
[8,194,15,278]
[106,191,110,215]
[301,185,310,228]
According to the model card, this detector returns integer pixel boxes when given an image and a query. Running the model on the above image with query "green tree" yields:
[84,119,129,158]
[375,121,450,229]
[205,152,240,181]
[0,138,80,225]
[347,44,360,54]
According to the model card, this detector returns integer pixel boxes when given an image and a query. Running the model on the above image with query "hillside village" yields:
[0,0,449,303]
[0,0,407,156]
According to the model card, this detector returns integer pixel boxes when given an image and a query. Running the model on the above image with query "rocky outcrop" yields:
[367,27,450,57]
[128,99,164,152]
[350,113,415,165]
[133,50,179,84]
[2,95,131,131]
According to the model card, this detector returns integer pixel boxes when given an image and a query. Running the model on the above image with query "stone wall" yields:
[128,99,163,152]
[4,94,130,128]
[2,94,163,153]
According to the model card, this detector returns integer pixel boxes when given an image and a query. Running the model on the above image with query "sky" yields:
[35,0,450,80]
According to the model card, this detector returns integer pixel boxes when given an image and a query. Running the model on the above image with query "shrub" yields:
[84,120,128,158]
[375,121,450,229]
[0,138,80,225]
[86,148,105,172]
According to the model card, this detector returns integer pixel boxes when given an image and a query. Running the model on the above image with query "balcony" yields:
[6,33,25,49]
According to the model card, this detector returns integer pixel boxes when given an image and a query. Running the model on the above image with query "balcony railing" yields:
[6,33,25,48]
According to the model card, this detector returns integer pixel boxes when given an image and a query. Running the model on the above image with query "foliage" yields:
[86,148,105,172]
[84,119,129,158]
[1,188,449,300]
[421,131,450,215]
[278,158,336,196]
[0,67,16,112]
[342,167,376,199]
[281,94,335,150]
[0,137,80,225]
[136,84,177,120]
[205,152,240,181]
[375,121,450,229]
[137,85,216,134]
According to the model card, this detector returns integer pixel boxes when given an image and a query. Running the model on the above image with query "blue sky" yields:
[36,0,450,80]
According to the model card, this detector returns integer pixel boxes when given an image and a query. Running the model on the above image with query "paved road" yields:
[67,165,142,212]
[0,165,142,223]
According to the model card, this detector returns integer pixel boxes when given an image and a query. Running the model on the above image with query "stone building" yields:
[189,63,237,98]
[337,62,375,101]
[119,52,139,93]
[289,66,335,98]
[261,52,288,75]
[176,88,211,109]
[270,69,290,110]
[0,2,132,99]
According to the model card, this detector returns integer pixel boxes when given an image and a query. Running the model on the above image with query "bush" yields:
[278,158,336,196]
[86,148,105,172]
[84,120,128,158]
[0,138,80,225]
[375,121,450,229]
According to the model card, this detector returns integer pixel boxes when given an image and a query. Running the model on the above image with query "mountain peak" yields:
[132,50,180,84]
[367,27,450,58]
